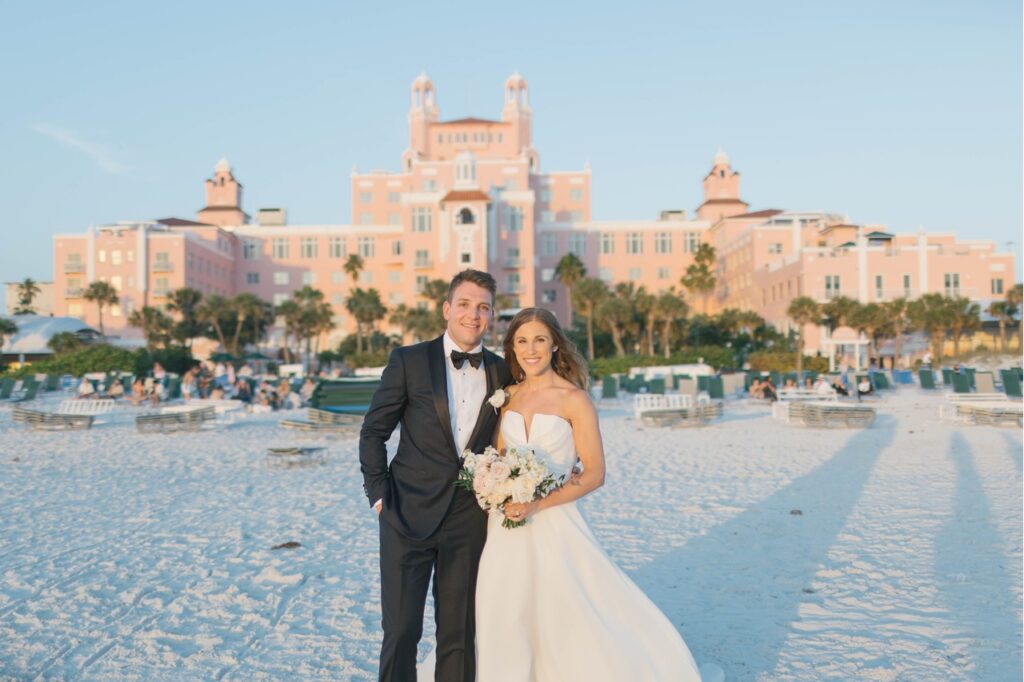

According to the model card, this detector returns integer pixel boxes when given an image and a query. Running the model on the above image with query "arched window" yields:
[457,208,475,225]
[415,89,421,108]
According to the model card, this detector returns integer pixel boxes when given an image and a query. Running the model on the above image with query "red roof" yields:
[441,190,491,203]
[156,217,214,227]
[730,209,782,219]
[435,117,501,126]
[698,198,749,206]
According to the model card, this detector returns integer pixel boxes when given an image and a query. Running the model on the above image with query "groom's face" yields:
[443,281,493,351]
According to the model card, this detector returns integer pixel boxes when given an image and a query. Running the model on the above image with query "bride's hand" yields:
[503,501,537,522]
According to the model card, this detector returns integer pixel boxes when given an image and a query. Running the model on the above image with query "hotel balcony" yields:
[65,287,84,298]
[505,284,526,294]
[153,261,174,273]
[152,288,170,298]
[414,258,433,269]
[504,257,523,268]
[63,262,85,274]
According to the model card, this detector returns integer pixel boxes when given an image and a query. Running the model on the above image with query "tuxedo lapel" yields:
[465,350,499,450]
[428,336,460,458]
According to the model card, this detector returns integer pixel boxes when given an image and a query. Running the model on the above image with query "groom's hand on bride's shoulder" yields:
[373,499,383,516]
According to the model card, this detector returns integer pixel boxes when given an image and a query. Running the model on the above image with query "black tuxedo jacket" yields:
[359,336,512,540]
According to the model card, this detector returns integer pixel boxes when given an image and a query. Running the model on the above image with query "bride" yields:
[474,307,707,681]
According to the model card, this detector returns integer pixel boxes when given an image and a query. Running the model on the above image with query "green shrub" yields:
[2,344,137,379]
[348,351,391,369]
[747,351,830,373]
[134,346,198,377]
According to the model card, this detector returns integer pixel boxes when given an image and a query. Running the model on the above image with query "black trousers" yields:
[378,490,487,682]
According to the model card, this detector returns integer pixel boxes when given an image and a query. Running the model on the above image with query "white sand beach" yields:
[0,392,1020,680]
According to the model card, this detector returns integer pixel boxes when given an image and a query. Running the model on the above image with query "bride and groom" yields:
[359,269,708,681]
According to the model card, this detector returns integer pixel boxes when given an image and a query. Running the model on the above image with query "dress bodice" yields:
[501,411,577,478]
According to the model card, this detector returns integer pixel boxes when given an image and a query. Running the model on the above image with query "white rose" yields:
[487,388,507,410]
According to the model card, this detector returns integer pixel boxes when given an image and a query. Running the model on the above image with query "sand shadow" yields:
[931,433,1023,681]
[998,430,1022,480]
[630,416,895,679]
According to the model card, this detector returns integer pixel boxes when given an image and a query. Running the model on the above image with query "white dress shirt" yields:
[442,331,487,454]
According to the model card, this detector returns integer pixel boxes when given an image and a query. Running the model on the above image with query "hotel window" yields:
[110,275,122,291]
[411,207,432,233]
[903,274,912,297]
[329,237,345,258]
[110,303,122,317]
[992,278,1004,295]
[541,268,555,282]
[507,272,521,293]
[360,271,373,284]
[629,267,641,280]
[655,232,672,254]
[507,247,521,264]
[657,267,670,280]
[875,275,884,299]
[392,240,403,256]
[626,232,643,255]
[127,250,134,262]
[506,206,524,232]
[423,179,436,192]
[69,303,83,316]
[599,268,613,283]
[600,233,615,255]
[359,191,373,204]
[155,277,169,293]
[302,272,316,285]
[944,273,960,296]
[98,250,106,263]
[360,213,374,225]
[541,210,555,223]
[243,239,259,260]
[685,233,700,253]
[570,189,583,202]
[569,233,586,256]
[415,249,430,267]
[540,234,557,257]
[389,271,401,284]
[246,272,259,284]
[542,290,557,303]
[540,189,551,203]
[358,237,375,258]
[825,275,840,299]
[415,275,428,293]
[331,271,344,284]
[274,272,289,286]
[388,213,401,225]
[768,243,782,255]
[301,237,318,259]
[154,252,170,268]
[272,238,289,259]
[505,178,517,191]
[187,253,194,270]
[331,292,345,305]
[111,250,122,265]
[273,293,289,307]
[571,211,584,222]
[387,191,400,204]
[461,252,472,264]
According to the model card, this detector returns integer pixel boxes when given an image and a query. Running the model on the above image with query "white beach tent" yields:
[0,315,102,362]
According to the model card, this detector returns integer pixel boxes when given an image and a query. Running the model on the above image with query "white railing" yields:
[65,287,84,298]
[63,262,85,273]
[153,261,173,272]
[633,393,694,419]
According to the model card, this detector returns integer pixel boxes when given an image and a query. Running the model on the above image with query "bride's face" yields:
[512,320,557,379]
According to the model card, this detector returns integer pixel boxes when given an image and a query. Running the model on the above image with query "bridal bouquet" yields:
[455,445,565,529]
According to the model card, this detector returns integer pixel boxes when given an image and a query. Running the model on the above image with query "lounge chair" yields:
[135,406,216,433]
[1000,370,1023,398]
[266,446,327,467]
[918,369,937,390]
[601,376,618,400]
[13,406,94,431]
[974,372,997,394]
[281,408,363,433]
[951,373,972,394]
[787,402,876,428]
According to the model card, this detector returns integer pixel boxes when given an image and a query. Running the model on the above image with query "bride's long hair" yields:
[502,308,589,390]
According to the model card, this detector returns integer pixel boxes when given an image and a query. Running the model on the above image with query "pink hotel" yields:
[53,74,1016,356]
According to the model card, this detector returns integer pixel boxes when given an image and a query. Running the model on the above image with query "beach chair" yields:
[697,375,710,393]
[965,368,976,389]
[266,446,327,467]
[788,402,876,429]
[601,376,618,399]
[951,373,972,394]
[43,374,60,392]
[678,378,697,399]
[708,376,725,400]
[974,372,997,394]
[12,406,94,431]
[165,377,182,400]
[941,368,953,386]
[281,408,363,433]
[0,378,15,401]
[918,369,937,390]
[11,380,40,403]
[1000,370,1022,398]
[874,373,892,391]
[648,378,666,395]
[135,406,216,433]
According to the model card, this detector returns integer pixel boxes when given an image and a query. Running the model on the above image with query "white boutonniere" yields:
[487,387,508,413]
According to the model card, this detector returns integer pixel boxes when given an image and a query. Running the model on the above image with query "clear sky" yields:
[1,0,1020,291]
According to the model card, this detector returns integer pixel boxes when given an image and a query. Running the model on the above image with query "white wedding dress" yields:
[417,410,715,681]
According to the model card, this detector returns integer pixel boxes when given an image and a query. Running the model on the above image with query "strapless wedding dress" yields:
[418,411,716,681]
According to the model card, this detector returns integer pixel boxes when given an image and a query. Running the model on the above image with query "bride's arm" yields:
[504,391,604,520]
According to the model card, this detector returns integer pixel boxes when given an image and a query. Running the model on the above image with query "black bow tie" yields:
[450,350,483,370]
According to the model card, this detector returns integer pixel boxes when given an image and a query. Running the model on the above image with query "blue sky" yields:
[1,0,1020,291]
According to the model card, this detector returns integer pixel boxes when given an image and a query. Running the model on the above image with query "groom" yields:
[360,269,512,682]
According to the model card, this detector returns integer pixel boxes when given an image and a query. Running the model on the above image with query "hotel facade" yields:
[52,74,1016,355]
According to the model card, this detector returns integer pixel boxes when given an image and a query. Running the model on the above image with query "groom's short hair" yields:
[447,269,497,304]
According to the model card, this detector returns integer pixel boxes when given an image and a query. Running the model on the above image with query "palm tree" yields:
[276,299,302,362]
[128,306,174,350]
[13,278,41,315]
[633,288,658,356]
[420,278,450,331]
[345,288,367,353]
[1006,283,1023,350]
[390,304,437,344]
[597,297,633,358]
[196,294,231,352]
[47,331,83,354]
[987,301,1009,351]
[0,318,18,350]
[83,281,119,336]
[231,293,267,356]
[883,298,914,368]
[910,293,952,364]
[786,296,821,379]
[947,296,981,357]
[555,253,587,324]
[354,288,387,352]
[654,288,689,358]
[166,287,203,348]
[680,243,717,315]
[849,303,888,368]
[571,277,609,359]
[344,254,365,284]
[822,295,860,333]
